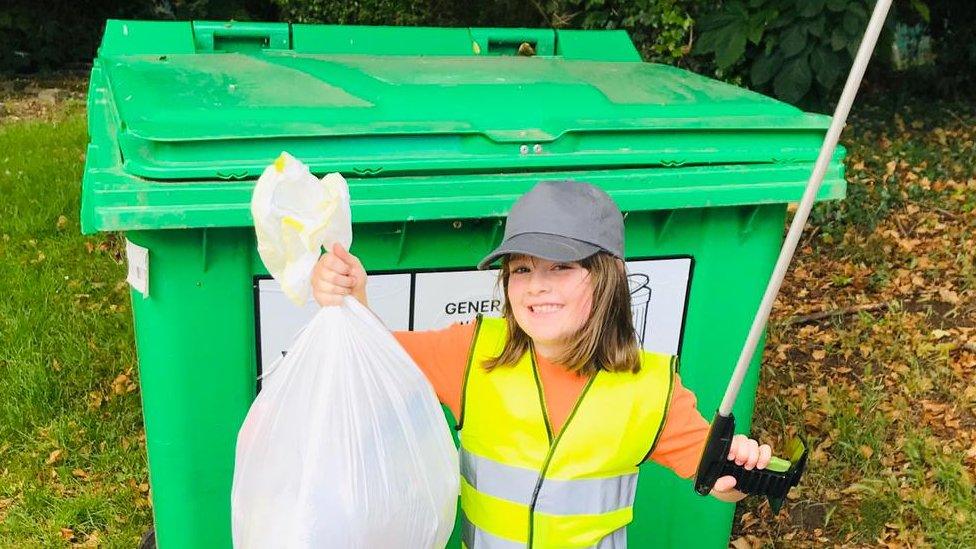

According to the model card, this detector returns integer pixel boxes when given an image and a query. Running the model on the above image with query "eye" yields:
[552,263,575,271]
[511,265,530,274]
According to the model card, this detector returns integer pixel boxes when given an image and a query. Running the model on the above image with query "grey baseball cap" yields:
[477,181,624,270]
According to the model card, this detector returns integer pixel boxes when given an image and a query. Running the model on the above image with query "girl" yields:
[312,181,771,547]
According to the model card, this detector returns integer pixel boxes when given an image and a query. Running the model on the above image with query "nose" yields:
[526,269,551,295]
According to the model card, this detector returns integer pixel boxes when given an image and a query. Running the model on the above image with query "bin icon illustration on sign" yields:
[628,273,652,347]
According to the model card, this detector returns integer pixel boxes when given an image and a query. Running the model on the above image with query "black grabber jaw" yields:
[693,411,808,514]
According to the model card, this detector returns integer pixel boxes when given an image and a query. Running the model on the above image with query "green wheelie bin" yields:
[81,19,845,548]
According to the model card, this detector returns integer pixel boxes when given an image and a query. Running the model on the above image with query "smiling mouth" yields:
[529,304,563,313]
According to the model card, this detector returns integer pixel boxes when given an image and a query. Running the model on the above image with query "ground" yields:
[0,73,973,547]
[734,98,976,547]
[0,73,88,123]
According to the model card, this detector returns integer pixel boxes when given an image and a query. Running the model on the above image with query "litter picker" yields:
[694,0,894,513]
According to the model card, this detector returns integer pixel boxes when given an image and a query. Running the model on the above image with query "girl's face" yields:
[506,255,593,359]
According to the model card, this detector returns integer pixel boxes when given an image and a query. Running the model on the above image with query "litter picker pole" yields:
[694,0,893,512]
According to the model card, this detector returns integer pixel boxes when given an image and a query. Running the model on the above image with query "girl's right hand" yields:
[311,243,368,307]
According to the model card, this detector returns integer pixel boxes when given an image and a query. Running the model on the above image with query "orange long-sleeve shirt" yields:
[394,322,710,478]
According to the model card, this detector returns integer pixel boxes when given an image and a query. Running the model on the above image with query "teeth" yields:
[531,304,562,313]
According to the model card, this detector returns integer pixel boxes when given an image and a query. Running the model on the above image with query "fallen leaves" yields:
[938,287,961,304]
[730,536,761,549]
[966,443,976,461]
[111,372,137,395]
[45,449,63,465]
[128,478,153,510]
[59,527,102,547]
[739,102,976,545]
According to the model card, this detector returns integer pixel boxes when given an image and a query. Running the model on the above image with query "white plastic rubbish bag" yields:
[233,153,459,548]
[231,299,460,548]
[251,151,352,306]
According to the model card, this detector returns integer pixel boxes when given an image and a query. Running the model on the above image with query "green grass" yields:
[0,103,152,547]
[753,306,976,546]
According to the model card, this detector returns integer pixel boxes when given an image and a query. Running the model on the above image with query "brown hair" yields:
[482,252,641,376]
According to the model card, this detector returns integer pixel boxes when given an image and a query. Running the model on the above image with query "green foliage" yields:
[155,0,278,20]
[909,0,929,23]
[694,0,874,108]
[923,2,976,96]
[0,0,277,72]
[272,0,536,28]
[543,0,697,64]
[273,0,700,64]
[0,1,152,72]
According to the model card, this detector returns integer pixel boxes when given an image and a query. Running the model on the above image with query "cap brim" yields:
[477,233,601,270]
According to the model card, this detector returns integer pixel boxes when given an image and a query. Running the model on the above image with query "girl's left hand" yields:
[709,434,772,503]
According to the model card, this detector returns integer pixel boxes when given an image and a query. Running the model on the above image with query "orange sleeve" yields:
[393,322,476,421]
[647,372,710,479]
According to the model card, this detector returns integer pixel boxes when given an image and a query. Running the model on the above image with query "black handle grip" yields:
[694,411,807,513]
[717,459,798,498]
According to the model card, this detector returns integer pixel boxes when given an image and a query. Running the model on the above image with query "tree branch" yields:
[783,302,889,326]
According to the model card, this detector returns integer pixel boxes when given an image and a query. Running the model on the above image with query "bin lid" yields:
[95,23,832,181]
[82,21,845,233]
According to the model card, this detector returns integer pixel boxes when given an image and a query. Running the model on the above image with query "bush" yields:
[7,0,701,71]
[273,0,537,28]
[273,0,701,65]
[0,1,151,72]
[925,1,976,96]
[0,0,277,73]
[693,0,878,108]
[540,0,698,64]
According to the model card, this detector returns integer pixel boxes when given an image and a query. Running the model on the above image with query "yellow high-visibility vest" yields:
[458,316,675,548]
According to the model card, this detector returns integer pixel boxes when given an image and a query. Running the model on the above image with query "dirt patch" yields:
[0,71,89,123]
[903,297,959,324]
[787,500,829,531]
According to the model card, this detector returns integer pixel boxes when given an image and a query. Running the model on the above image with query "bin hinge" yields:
[192,21,291,53]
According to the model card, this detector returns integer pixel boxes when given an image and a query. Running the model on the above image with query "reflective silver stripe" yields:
[461,511,526,549]
[461,449,537,506]
[536,473,638,515]
[461,449,637,515]
[593,526,627,549]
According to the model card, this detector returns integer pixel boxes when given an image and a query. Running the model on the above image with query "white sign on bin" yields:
[255,273,411,372]
[412,269,503,330]
[255,257,692,375]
